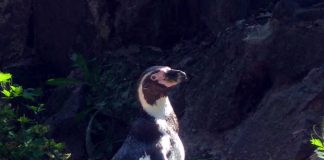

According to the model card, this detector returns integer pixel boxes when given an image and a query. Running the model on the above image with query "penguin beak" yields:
[165,69,188,83]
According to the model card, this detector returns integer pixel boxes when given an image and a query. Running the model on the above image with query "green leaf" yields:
[54,143,65,150]
[1,89,11,97]
[64,153,72,160]
[71,53,87,71]
[0,106,15,118]
[27,105,37,112]
[311,138,324,147]
[27,104,45,114]
[0,72,12,82]
[71,53,90,80]
[29,124,49,135]
[37,104,45,113]
[311,138,324,151]
[46,78,81,87]
[22,88,42,101]
[8,131,16,139]
[17,115,30,124]
[10,85,23,96]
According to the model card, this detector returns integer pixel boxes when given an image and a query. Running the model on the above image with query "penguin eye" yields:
[150,74,157,81]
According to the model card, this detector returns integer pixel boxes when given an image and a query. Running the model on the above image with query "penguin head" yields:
[137,66,187,117]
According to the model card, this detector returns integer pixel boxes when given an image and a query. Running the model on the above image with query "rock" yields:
[272,0,299,22]
[179,13,324,159]
[113,0,201,48]
[46,86,87,160]
[34,0,88,74]
[273,0,324,23]
[1,0,264,76]
[244,21,273,43]
[200,0,250,33]
[227,66,324,160]
[0,0,31,69]
[46,86,85,126]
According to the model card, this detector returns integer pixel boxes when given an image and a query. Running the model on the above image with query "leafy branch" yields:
[0,72,71,160]
[310,119,324,159]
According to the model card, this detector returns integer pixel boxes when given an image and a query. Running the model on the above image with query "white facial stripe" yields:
[160,67,171,72]
[138,72,151,107]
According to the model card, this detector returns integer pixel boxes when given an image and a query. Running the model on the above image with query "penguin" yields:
[112,66,187,160]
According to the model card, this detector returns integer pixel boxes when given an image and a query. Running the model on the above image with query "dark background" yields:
[1,0,324,159]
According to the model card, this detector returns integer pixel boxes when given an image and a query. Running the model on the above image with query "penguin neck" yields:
[138,85,174,119]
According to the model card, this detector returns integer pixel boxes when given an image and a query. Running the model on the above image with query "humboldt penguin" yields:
[112,66,187,160]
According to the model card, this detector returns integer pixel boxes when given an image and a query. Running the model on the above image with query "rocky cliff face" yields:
[1,0,324,159]
[179,19,324,159]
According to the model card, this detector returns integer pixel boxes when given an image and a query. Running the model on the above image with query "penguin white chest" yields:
[170,132,185,160]
[156,119,185,160]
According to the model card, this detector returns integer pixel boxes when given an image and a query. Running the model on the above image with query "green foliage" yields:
[46,54,107,159]
[87,53,145,159]
[46,53,140,159]
[311,121,324,159]
[46,53,100,88]
[0,72,12,82]
[0,72,71,160]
